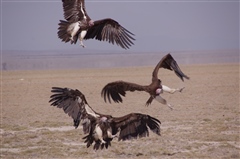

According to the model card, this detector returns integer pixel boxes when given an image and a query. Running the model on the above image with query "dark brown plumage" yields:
[49,87,161,150]
[58,0,135,49]
[101,53,190,106]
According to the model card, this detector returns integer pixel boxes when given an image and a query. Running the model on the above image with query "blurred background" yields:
[1,0,239,70]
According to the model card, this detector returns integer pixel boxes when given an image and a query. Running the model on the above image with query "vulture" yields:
[58,0,135,49]
[101,53,190,109]
[49,87,161,150]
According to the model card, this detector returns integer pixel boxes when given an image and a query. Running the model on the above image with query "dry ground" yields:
[1,64,239,159]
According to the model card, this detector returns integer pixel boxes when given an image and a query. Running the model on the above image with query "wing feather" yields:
[49,87,97,131]
[84,18,135,49]
[101,81,147,103]
[62,0,90,22]
[111,113,161,141]
[152,53,190,81]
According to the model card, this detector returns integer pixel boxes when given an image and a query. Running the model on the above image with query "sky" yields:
[1,0,239,53]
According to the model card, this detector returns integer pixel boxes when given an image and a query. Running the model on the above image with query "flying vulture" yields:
[101,53,190,109]
[57,0,135,49]
[49,87,161,150]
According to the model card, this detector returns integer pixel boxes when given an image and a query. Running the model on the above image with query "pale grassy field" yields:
[1,64,239,159]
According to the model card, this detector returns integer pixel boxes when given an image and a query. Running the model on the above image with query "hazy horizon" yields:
[2,49,239,70]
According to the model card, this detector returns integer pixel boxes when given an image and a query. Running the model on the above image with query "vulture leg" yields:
[146,96,154,106]
[80,40,85,48]
[94,126,106,144]
[100,139,106,144]
[107,130,117,139]
[162,85,185,94]
[79,30,87,48]
[155,95,173,110]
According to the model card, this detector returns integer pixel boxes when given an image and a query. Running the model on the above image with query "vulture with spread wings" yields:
[101,53,190,109]
[57,0,135,49]
[49,87,161,150]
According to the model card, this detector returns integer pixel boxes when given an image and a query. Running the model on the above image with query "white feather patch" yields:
[80,2,87,19]
[77,96,82,103]
[94,125,103,141]
[79,30,87,40]
[85,104,99,118]
[67,22,80,40]
[155,95,167,105]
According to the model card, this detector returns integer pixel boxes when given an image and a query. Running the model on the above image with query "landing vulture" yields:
[58,0,135,49]
[49,87,161,150]
[101,53,190,109]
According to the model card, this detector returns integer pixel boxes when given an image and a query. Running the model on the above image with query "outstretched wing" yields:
[152,53,190,81]
[49,87,98,133]
[84,18,135,49]
[101,81,148,103]
[111,113,161,141]
[62,0,91,22]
